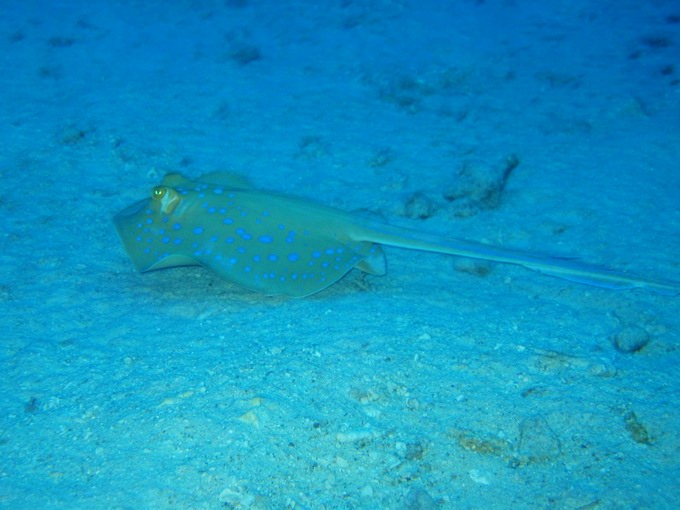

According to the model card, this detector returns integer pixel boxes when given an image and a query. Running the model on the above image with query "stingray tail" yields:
[361,222,680,296]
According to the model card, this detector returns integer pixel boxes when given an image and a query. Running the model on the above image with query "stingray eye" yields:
[152,186,181,214]
[152,186,166,199]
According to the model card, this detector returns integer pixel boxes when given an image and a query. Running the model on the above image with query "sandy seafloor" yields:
[1,0,680,508]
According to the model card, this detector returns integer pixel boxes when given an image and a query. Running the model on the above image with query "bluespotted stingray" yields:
[114,172,680,297]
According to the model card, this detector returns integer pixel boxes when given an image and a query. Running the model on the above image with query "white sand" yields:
[1,1,679,508]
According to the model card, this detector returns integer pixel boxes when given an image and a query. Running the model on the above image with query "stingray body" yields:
[114,172,680,297]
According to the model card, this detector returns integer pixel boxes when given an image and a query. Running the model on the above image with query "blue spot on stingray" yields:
[174,239,183,245]
[268,254,278,262]
[259,235,273,243]
[312,251,321,258]
[226,237,235,244]
[173,223,182,230]
[214,188,223,194]
[236,228,252,240]
[228,257,237,264]
[161,216,169,223]
[193,227,204,235]
[145,218,153,224]
[162,236,170,244]
[208,207,217,213]
[223,218,234,225]
[288,253,300,262]
[325,249,335,255]
[253,255,261,262]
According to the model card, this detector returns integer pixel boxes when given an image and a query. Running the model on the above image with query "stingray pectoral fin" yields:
[145,254,201,271]
[161,173,194,187]
[113,195,200,273]
[200,256,350,297]
[196,239,375,298]
[114,199,154,271]
[197,171,254,189]
[354,245,387,275]
[115,220,201,272]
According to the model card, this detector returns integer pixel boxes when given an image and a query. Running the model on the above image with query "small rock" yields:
[624,411,653,444]
[219,487,255,507]
[402,192,435,219]
[453,257,492,277]
[335,429,377,443]
[468,469,491,485]
[404,441,426,461]
[610,325,651,353]
[401,487,437,510]
[368,147,394,168]
[405,398,421,410]
[587,362,617,378]
[238,410,260,427]
[516,416,561,464]
[24,397,39,414]
[443,154,520,217]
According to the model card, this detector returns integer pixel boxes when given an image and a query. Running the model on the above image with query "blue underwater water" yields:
[1,1,679,508]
